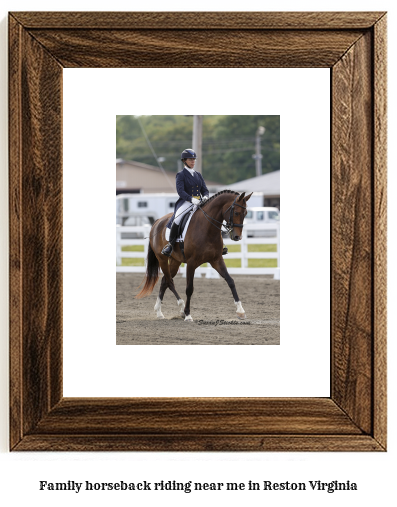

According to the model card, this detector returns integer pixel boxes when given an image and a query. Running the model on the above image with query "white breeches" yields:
[174,200,193,225]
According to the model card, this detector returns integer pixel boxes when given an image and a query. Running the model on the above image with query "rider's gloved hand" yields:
[191,197,200,205]
[201,196,209,203]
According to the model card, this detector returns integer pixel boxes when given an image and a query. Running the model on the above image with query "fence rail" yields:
[116,223,280,279]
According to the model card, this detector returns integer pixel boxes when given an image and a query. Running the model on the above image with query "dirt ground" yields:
[117,273,280,345]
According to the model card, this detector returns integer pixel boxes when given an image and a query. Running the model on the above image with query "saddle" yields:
[176,211,192,238]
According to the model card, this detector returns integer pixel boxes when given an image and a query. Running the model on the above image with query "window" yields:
[246,211,253,219]
[138,201,148,208]
[268,211,280,221]
[169,202,175,208]
[257,211,264,220]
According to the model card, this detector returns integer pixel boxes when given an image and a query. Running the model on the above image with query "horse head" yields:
[228,192,253,241]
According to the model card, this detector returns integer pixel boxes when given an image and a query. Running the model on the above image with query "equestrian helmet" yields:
[181,149,197,160]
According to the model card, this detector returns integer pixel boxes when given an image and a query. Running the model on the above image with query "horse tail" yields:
[135,241,160,299]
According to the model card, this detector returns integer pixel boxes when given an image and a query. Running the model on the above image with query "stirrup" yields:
[161,243,173,257]
[222,246,228,255]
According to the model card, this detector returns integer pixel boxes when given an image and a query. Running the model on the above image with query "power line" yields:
[136,117,175,190]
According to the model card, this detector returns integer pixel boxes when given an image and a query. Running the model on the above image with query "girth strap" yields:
[179,241,186,263]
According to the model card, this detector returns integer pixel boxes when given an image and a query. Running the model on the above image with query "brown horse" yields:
[135,190,252,321]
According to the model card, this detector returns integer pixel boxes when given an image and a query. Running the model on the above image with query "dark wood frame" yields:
[9,12,387,451]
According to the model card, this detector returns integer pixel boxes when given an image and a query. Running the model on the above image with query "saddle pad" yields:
[165,209,195,242]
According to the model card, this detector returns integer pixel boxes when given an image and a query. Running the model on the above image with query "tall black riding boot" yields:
[161,222,179,257]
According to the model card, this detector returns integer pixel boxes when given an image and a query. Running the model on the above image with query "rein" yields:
[198,196,246,236]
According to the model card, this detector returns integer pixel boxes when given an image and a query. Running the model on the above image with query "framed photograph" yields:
[114,113,282,346]
[9,11,387,451]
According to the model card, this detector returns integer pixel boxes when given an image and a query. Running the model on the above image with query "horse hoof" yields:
[157,314,165,319]
[184,315,193,322]
[237,313,246,320]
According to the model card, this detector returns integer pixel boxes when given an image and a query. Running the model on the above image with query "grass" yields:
[224,259,278,268]
[121,245,144,252]
[225,243,277,268]
[248,244,277,252]
[223,244,277,253]
[121,258,145,266]
[120,245,145,266]
[248,259,278,268]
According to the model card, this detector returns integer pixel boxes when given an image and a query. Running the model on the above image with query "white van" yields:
[245,207,280,223]
[244,207,280,237]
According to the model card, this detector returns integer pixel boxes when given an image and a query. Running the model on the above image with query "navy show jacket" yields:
[166,168,210,228]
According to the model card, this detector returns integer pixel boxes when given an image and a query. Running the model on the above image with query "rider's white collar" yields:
[184,166,195,176]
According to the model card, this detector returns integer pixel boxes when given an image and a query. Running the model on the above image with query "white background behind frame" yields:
[0,2,395,506]
[63,68,330,397]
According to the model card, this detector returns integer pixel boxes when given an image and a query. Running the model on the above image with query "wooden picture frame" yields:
[9,11,387,451]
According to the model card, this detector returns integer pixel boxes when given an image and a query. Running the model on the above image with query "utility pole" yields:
[192,115,203,174]
[253,126,265,177]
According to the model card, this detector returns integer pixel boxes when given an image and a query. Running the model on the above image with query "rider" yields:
[162,149,209,257]
[162,149,229,257]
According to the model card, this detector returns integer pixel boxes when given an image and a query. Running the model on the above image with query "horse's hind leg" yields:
[210,257,246,319]
[154,258,183,319]
[153,258,171,319]
[154,275,167,319]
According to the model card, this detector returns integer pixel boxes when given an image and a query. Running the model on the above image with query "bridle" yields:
[199,196,247,239]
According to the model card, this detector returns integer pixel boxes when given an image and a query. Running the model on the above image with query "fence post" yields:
[116,227,122,266]
[143,224,150,264]
[205,266,220,279]
[274,223,280,280]
[241,228,248,268]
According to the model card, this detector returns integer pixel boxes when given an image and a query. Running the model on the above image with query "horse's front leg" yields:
[210,257,246,319]
[184,263,196,322]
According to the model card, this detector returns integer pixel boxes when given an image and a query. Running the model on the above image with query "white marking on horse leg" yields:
[184,314,193,322]
[177,299,185,316]
[234,300,246,320]
[154,297,165,319]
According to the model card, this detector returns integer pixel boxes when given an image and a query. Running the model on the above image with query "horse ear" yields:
[244,192,253,202]
[238,192,246,202]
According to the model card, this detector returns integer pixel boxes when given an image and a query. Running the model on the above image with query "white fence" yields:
[116,224,151,267]
[116,223,280,279]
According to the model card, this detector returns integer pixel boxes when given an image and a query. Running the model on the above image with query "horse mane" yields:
[201,189,240,208]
